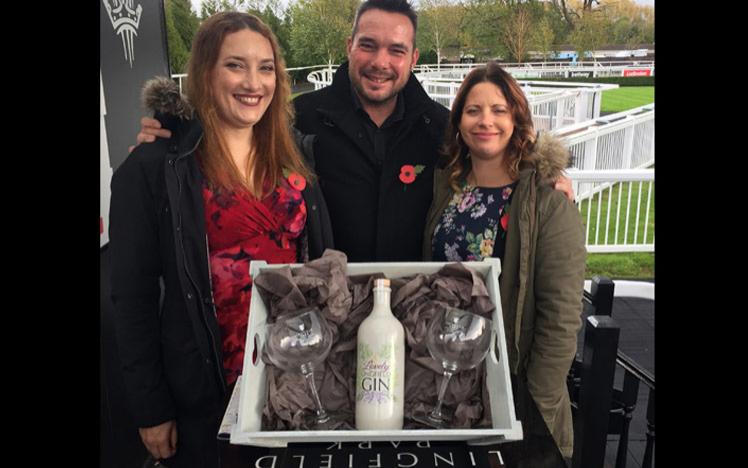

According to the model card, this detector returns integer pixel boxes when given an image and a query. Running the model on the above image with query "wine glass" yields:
[264,306,339,428]
[412,305,493,428]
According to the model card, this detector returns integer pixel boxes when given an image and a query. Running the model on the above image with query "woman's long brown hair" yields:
[186,12,310,198]
[442,61,536,193]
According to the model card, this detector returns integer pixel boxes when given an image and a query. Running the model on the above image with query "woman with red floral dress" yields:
[109,13,333,468]
[203,178,308,385]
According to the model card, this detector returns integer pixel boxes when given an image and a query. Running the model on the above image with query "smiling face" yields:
[347,8,419,107]
[458,82,515,162]
[210,28,276,131]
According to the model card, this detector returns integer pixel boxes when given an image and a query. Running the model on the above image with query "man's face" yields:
[347,9,419,107]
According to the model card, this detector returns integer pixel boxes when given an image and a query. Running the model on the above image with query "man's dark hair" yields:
[351,0,418,46]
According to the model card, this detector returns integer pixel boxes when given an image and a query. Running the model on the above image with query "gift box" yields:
[229,257,523,447]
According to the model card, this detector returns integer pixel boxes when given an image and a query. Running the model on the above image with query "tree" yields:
[533,17,556,61]
[170,0,200,50]
[582,0,600,11]
[568,9,607,62]
[288,0,359,67]
[549,0,579,30]
[417,0,464,67]
[460,0,507,60]
[200,0,249,19]
[165,0,192,73]
[502,4,534,62]
[245,2,292,65]
[605,0,654,47]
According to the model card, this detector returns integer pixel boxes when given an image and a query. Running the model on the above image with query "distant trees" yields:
[418,0,464,67]
[288,0,359,67]
[533,17,556,62]
[569,9,607,62]
[161,0,654,73]
[502,4,533,62]
[164,0,198,73]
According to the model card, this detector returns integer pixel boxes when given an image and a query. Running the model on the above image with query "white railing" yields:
[306,61,653,89]
[307,66,618,129]
[565,169,654,253]
[172,64,335,93]
[172,73,188,92]
[306,65,338,90]
[551,104,654,171]
[173,61,652,93]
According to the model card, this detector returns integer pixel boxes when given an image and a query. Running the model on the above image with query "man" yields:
[135,0,571,262]
[292,0,446,261]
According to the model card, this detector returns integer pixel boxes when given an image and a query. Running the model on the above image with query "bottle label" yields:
[356,342,398,405]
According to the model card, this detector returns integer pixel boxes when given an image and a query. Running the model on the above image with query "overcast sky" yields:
[190,0,654,15]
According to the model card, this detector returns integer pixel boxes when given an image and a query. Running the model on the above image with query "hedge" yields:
[530,76,654,86]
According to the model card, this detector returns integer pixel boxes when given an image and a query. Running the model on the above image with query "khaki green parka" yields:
[422,132,587,458]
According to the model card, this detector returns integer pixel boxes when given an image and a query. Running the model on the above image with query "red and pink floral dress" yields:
[203,179,306,385]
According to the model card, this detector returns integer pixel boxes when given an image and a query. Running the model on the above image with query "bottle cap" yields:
[374,278,390,289]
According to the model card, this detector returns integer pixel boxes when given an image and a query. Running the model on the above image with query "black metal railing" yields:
[569,276,655,468]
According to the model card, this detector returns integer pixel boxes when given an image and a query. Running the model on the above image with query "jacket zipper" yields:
[172,140,227,394]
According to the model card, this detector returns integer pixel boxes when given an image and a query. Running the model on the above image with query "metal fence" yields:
[306,66,618,130]
[306,61,654,88]
[552,104,655,171]
[565,169,654,253]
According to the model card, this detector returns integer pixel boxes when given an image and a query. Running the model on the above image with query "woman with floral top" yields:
[108,12,333,468]
[422,61,586,461]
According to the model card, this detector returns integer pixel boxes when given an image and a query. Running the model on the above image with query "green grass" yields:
[581,179,655,280]
[600,86,654,114]
[586,252,654,279]
[585,86,655,279]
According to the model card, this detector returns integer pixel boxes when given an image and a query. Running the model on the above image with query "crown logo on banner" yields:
[103,0,143,68]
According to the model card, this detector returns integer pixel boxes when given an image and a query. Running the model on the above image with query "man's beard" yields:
[350,70,403,107]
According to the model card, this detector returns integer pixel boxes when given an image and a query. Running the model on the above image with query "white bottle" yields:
[355,278,405,430]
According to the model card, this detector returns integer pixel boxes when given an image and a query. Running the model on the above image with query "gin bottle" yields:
[355,278,405,430]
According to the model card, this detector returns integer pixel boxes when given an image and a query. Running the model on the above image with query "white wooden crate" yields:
[229,258,523,447]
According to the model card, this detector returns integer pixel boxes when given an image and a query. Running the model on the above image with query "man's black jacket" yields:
[293,62,449,261]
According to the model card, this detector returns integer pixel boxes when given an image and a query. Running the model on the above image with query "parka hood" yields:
[141,76,194,120]
[521,131,571,186]
[141,76,203,157]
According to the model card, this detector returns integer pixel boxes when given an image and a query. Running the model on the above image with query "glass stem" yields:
[430,370,454,421]
[303,369,329,422]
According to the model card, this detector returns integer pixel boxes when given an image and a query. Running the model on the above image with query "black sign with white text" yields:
[100,0,170,172]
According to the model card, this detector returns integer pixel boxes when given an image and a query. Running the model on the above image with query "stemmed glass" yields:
[412,305,493,428]
[264,306,339,428]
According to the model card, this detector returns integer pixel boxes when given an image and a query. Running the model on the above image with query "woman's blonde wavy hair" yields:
[442,61,536,193]
[186,11,310,198]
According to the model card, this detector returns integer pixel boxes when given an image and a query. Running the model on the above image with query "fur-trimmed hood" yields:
[141,76,193,120]
[140,76,202,157]
[521,131,571,186]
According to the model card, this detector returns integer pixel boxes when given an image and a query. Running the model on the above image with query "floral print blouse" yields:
[432,181,518,262]
[203,179,306,385]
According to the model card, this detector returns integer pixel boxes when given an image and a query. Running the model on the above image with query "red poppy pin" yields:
[500,212,509,231]
[399,164,425,191]
[283,168,306,191]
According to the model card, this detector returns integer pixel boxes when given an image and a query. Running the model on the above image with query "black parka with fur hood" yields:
[109,77,334,428]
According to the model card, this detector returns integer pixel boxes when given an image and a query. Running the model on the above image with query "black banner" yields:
[100,0,170,172]
[100,0,170,245]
